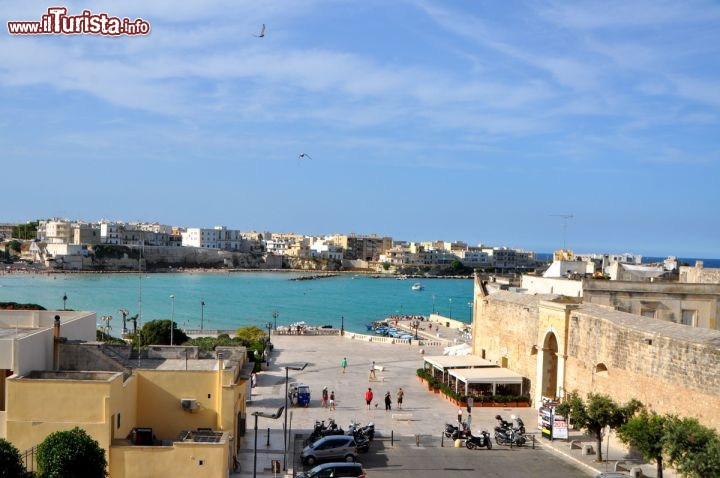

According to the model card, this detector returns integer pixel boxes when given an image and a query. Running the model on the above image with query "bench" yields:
[392,413,413,421]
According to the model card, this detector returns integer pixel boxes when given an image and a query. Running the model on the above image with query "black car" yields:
[296,462,367,478]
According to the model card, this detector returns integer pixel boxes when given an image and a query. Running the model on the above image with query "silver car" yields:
[301,435,358,466]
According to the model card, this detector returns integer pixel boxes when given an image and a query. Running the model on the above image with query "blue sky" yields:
[1,1,718,258]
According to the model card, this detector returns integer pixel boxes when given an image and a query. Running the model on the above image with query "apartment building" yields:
[0,309,251,478]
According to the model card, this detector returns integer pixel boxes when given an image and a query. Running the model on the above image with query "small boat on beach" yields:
[411,282,424,291]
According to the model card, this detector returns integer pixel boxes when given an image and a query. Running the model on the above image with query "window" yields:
[641,309,656,319]
[681,309,697,327]
[117,413,121,429]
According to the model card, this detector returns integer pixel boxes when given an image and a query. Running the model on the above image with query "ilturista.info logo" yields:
[8,7,150,36]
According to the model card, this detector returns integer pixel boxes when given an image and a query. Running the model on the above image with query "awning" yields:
[424,355,497,372]
[449,367,524,396]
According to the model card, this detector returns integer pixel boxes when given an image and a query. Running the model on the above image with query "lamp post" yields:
[432,294,436,315]
[62,293,67,311]
[272,309,279,330]
[266,322,273,348]
[169,294,175,345]
[412,319,419,339]
[101,315,112,340]
[340,315,344,336]
[200,299,205,332]
[449,298,453,319]
[283,363,308,471]
[253,406,284,478]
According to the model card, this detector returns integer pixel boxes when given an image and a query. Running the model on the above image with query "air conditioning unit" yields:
[181,398,197,411]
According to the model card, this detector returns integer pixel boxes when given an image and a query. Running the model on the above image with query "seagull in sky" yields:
[298,153,312,160]
[254,24,266,38]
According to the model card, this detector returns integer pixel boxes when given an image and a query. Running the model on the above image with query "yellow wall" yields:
[5,373,128,452]
[110,440,228,478]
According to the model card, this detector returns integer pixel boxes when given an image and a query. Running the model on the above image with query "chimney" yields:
[53,315,61,370]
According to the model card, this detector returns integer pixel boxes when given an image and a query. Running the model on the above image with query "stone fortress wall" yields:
[472,286,720,431]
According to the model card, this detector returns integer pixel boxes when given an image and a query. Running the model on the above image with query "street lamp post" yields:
[169,294,175,345]
[340,315,344,336]
[412,319,419,339]
[432,295,436,315]
[449,298,453,318]
[253,407,284,478]
[62,293,67,311]
[200,299,205,332]
[272,310,279,330]
[266,322,273,348]
[283,363,308,471]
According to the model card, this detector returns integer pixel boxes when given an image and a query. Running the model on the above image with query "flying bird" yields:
[254,24,266,38]
[298,153,312,160]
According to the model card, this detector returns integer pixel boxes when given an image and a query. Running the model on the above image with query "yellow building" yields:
[1,310,252,478]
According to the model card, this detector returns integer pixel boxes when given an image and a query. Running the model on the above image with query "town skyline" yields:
[4,216,717,262]
[2,2,718,258]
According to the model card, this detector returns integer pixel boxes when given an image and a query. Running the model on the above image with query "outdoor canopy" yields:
[448,367,524,396]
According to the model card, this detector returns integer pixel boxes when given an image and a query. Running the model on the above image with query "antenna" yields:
[550,214,573,249]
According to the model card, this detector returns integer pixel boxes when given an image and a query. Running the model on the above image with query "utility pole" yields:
[551,214,574,250]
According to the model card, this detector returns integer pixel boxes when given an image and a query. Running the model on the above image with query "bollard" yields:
[391,430,394,447]
[416,434,420,447]
[441,432,444,447]
[266,427,270,447]
[532,435,535,450]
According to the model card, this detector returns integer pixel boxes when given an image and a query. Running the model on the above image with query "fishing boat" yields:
[411,282,424,291]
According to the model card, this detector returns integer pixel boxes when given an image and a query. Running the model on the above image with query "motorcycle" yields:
[465,429,492,450]
[347,420,375,441]
[306,418,344,445]
[494,415,526,446]
[444,422,470,440]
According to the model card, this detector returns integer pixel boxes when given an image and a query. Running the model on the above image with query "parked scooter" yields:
[347,420,375,441]
[494,415,526,446]
[465,428,492,450]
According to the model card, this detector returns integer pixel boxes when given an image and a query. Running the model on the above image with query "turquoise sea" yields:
[0,272,473,333]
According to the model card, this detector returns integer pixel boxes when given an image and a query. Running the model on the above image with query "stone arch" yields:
[541,332,559,398]
[594,363,608,377]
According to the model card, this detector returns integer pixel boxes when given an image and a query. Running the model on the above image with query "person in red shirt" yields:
[365,387,374,410]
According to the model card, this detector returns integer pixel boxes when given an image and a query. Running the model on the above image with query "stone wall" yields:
[680,262,720,284]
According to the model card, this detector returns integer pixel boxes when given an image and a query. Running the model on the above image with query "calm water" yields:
[0,272,473,333]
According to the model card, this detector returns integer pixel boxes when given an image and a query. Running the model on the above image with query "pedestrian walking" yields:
[341,357,347,374]
[396,387,404,410]
[384,391,392,411]
[457,408,463,424]
[365,387,374,410]
[329,391,336,411]
[321,386,329,408]
[369,361,376,379]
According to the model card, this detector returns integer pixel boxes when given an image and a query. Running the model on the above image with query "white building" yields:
[181,226,245,250]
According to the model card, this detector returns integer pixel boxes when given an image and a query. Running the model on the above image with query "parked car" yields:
[296,462,367,478]
[301,435,358,466]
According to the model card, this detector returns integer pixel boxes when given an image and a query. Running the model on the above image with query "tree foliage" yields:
[235,325,266,343]
[134,319,189,346]
[617,410,669,478]
[37,427,107,478]
[0,438,28,478]
[555,391,642,462]
[663,416,720,478]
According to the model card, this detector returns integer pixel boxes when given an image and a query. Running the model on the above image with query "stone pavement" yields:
[234,334,677,478]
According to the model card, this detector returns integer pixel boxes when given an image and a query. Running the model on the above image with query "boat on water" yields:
[411,282,424,291]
